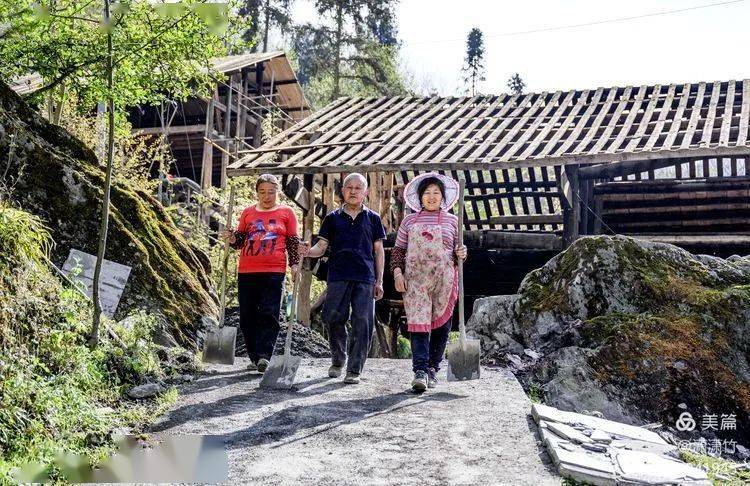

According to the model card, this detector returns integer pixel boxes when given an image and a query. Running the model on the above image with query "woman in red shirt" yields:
[221,174,301,373]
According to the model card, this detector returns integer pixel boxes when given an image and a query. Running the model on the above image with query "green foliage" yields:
[528,382,543,404]
[0,203,50,270]
[396,335,411,359]
[0,207,185,484]
[238,0,294,52]
[292,0,404,105]
[681,450,750,485]
[507,73,526,96]
[57,100,173,193]
[462,27,485,96]
[0,0,247,115]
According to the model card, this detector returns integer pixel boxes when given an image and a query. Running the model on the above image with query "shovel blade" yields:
[202,327,237,365]
[259,354,302,389]
[446,337,481,382]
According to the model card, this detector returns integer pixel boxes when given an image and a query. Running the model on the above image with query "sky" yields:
[289,0,750,96]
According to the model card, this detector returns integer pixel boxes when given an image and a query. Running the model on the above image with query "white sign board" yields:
[62,248,132,318]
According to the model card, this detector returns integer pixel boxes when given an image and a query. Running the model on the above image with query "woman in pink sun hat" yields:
[390,172,467,392]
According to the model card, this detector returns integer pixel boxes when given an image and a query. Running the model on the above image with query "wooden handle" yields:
[284,272,300,356]
[219,186,236,327]
[457,179,466,345]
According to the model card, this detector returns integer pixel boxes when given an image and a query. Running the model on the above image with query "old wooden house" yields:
[11,52,310,192]
[129,52,309,190]
[226,79,750,353]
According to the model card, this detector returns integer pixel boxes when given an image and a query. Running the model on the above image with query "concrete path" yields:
[150,358,560,485]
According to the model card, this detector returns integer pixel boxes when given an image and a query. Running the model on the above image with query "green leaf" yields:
[152,1,187,19]
[191,3,228,34]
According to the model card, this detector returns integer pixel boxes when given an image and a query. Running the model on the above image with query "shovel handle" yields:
[283,269,301,356]
[457,179,466,347]
[219,186,236,327]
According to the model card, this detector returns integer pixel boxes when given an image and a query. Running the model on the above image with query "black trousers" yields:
[237,272,285,363]
[410,318,452,373]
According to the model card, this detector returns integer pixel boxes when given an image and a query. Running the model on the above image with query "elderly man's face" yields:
[342,177,367,207]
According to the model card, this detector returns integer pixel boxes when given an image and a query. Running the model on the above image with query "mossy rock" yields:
[0,80,217,347]
[470,235,750,442]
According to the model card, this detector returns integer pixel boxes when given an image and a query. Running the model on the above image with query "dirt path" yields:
[150,358,560,485]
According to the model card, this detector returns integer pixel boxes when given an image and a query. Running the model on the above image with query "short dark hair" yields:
[417,177,445,207]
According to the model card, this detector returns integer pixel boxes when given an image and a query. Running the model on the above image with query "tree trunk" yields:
[332,1,343,101]
[262,0,270,52]
[90,0,115,348]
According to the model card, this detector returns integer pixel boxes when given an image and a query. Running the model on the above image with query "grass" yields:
[681,450,750,485]
[528,382,543,404]
[0,205,191,484]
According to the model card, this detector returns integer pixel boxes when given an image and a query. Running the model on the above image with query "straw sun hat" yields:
[403,172,460,212]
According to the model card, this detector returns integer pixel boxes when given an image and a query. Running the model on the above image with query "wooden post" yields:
[380,172,394,233]
[561,164,580,247]
[220,75,235,189]
[298,174,316,326]
[592,192,604,235]
[200,91,217,191]
[579,177,592,236]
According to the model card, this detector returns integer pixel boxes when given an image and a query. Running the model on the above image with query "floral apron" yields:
[403,210,458,333]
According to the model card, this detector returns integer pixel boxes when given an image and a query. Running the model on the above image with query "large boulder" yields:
[469,235,750,442]
[0,80,217,347]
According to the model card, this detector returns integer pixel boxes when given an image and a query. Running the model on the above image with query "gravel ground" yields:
[147,358,560,485]
[225,307,331,359]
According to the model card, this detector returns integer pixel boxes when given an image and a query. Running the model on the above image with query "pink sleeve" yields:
[395,214,412,249]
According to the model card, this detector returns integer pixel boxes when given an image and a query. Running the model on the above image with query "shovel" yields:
[202,186,238,365]
[446,179,481,381]
[259,272,302,389]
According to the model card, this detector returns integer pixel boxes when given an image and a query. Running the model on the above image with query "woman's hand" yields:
[394,272,407,293]
[298,240,310,257]
[220,228,236,245]
[455,244,467,260]
[290,264,300,281]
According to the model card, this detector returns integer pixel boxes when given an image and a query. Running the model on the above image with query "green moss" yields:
[1,80,217,348]
[681,450,750,485]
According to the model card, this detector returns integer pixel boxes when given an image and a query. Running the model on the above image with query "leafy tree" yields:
[292,0,403,106]
[239,0,294,52]
[462,27,485,96]
[0,0,244,121]
[0,0,241,346]
[507,72,526,96]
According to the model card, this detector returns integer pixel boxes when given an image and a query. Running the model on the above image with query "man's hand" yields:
[394,273,407,293]
[374,281,384,301]
[220,228,236,245]
[455,244,467,260]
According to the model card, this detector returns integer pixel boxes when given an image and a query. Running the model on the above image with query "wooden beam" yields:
[298,175,316,326]
[487,214,563,225]
[238,138,384,155]
[133,124,205,136]
[228,146,750,177]
[471,231,563,250]
[594,177,750,194]
[579,157,693,180]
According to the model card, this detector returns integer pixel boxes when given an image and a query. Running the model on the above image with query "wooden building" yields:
[227,79,750,352]
[129,52,309,190]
